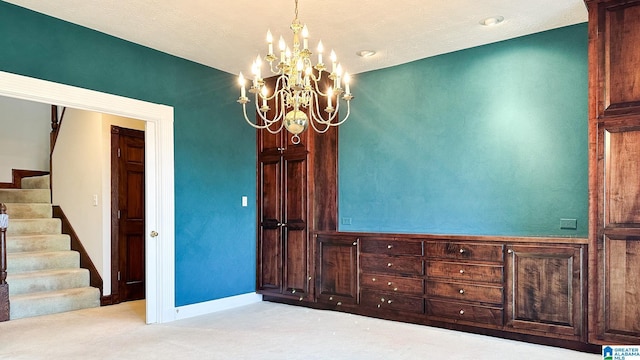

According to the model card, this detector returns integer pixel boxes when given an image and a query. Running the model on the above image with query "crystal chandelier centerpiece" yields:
[237,0,354,144]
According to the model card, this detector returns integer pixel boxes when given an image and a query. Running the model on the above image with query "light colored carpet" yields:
[0,300,601,360]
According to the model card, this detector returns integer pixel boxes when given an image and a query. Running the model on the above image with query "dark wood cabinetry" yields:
[302,232,592,350]
[315,233,358,307]
[425,241,504,328]
[256,87,338,301]
[505,244,585,341]
[586,0,640,345]
[359,237,424,314]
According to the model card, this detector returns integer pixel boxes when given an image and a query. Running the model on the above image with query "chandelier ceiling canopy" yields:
[237,0,354,144]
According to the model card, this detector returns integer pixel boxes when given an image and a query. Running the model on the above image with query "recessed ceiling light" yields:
[479,16,505,26]
[356,50,376,58]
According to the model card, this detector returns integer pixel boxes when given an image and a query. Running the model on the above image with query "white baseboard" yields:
[172,292,263,321]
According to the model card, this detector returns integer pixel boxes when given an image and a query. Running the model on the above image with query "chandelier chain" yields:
[294,0,299,20]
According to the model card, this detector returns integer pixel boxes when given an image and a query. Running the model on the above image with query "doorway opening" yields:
[0,70,175,324]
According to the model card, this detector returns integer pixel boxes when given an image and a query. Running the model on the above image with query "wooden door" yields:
[315,233,359,307]
[587,0,640,344]
[505,245,584,341]
[598,126,640,342]
[111,126,145,302]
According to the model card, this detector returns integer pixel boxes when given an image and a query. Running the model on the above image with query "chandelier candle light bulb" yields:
[236,0,354,144]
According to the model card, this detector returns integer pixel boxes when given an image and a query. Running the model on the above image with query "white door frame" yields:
[0,71,175,324]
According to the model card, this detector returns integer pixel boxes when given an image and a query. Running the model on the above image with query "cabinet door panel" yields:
[605,129,640,226]
[603,2,640,115]
[257,155,282,293]
[506,245,583,339]
[603,235,640,337]
[316,235,358,305]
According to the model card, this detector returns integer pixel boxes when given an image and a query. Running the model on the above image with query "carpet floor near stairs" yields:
[1,174,99,320]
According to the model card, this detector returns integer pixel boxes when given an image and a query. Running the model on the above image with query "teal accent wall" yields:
[0,2,256,306]
[339,23,588,237]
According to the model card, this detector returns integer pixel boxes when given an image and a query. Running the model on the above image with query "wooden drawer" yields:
[360,238,423,256]
[426,261,503,283]
[361,254,424,275]
[360,273,423,295]
[425,242,504,262]
[426,280,503,304]
[426,298,503,326]
[361,290,424,314]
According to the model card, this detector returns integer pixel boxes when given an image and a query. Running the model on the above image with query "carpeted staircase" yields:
[1,174,100,320]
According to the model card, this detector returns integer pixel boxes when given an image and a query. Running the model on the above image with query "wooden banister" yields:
[0,203,9,321]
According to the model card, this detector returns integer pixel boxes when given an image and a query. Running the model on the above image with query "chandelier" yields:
[237,0,354,144]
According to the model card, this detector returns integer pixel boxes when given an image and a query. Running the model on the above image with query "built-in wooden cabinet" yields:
[425,241,504,327]
[359,237,424,314]
[303,232,593,350]
[256,76,338,302]
[505,244,585,341]
[315,233,358,307]
[586,0,640,345]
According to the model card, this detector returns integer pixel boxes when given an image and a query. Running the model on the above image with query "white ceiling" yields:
[4,0,588,76]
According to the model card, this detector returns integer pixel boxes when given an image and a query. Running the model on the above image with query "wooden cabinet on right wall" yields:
[505,244,585,342]
[586,0,640,345]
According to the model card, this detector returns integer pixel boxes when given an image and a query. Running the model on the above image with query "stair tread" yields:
[10,286,99,301]
[6,267,87,279]
[8,249,78,257]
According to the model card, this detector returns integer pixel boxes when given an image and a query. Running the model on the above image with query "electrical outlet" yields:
[560,218,577,230]
[341,217,352,225]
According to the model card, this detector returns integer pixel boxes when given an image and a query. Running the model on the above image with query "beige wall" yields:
[0,96,50,182]
[52,108,144,296]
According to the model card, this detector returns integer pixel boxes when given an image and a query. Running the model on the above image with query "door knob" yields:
[150,231,159,237]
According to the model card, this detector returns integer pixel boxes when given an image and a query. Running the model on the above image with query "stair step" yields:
[6,218,61,236]
[7,250,79,273]
[0,188,50,203]
[6,268,90,295]
[4,203,52,219]
[6,234,71,253]
[21,175,50,189]
[10,287,100,320]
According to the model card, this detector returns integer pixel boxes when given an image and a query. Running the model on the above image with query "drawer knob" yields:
[387,300,393,304]
[459,248,465,254]
[459,310,465,315]
[377,304,381,308]
[459,269,465,274]
[292,289,296,294]
[299,297,303,301]
[387,244,393,249]
[507,249,513,254]
[387,263,393,267]
[459,289,465,294]
[372,278,377,282]
[329,296,333,301]
[353,241,358,246]
[387,282,393,286]
[337,302,342,306]
[380,298,386,302]
[394,287,398,291]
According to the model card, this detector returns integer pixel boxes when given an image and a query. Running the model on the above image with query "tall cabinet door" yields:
[587,0,640,344]
[282,146,310,299]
